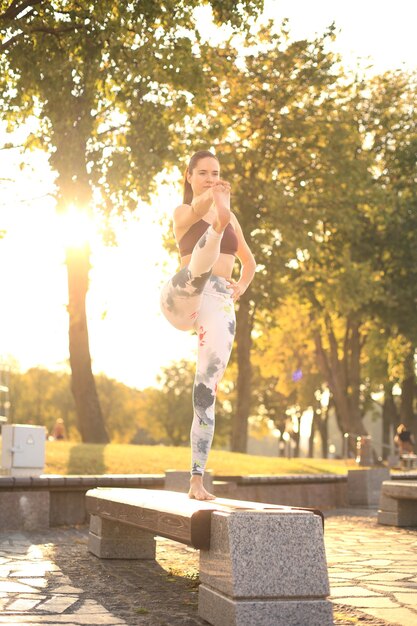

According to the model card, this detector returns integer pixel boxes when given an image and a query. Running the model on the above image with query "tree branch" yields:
[0,142,25,150]
[29,24,81,35]
[0,32,24,51]
[0,0,43,22]
[95,123,130,137]
[1,23,83,50]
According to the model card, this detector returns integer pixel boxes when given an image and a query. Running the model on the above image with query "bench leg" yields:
[198,511,333,626]
[378,495,417,527]
[88,515,156,559]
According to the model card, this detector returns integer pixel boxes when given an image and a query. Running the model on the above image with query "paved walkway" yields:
[0,508,415,625]
[326,508,417,626]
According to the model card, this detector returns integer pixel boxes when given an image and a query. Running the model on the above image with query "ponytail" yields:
[182,150,219,206]
[183,168,193,205]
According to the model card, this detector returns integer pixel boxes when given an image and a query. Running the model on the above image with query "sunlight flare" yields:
[58,204,96,250]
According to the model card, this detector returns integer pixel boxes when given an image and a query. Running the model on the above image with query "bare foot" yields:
[211,184,230,233]
[188,475,216,501]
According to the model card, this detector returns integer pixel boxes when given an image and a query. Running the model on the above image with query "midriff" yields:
[180,252,235,279]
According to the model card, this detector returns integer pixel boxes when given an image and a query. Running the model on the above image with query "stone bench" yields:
[400,454,417,470]
[86,488,333,626]
[0,474,164,529]
[378,480,417,527]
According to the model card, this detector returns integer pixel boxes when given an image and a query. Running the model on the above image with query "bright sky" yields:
[1,1,416,389]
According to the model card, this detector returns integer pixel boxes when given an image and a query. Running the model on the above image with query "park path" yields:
[0,508,415,625]
[325,508,417,626]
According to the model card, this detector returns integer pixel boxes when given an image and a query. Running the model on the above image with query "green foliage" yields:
[181,23,417,437]
[0,0,264,213]
[253,296,324,431]
[362,71,417,344]
[8,366,149,442]
[9,368,77,437]
[0,0,264,443]
[140,359,232,447]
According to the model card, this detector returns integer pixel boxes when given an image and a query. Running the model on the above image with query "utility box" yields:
[1,424,46,476]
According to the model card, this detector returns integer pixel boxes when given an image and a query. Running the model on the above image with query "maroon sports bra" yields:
[178,219,238,257]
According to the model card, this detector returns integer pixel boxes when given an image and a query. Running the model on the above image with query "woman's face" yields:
[187,157,220,197]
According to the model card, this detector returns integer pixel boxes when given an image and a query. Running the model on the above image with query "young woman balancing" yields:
[160,150,256,501]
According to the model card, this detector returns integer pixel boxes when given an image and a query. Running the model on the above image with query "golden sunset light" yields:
[1,4,416,624]
[1,0,416,392]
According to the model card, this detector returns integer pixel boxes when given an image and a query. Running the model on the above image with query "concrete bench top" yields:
[86,487,319,550]
[382,480,417,499]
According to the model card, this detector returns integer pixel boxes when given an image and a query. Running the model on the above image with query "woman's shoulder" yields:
[230,211,238,225]
[173,203,191,221]
[173,203,202,239]
[230,211,243,234]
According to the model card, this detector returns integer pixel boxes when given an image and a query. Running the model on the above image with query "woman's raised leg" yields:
[160,185,231,331]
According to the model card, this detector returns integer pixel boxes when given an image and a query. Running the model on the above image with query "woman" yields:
[160,150,256,500]
[394,424,415,456]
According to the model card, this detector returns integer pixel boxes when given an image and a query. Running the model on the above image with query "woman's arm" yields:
[173,180,231,239]
[173,189,213,231]
[227,214,256,302]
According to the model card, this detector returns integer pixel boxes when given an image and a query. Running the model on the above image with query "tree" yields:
[95,374,148,443]
[8,366,150,441]
[196,25,417,451]
[197,22,364,450]
[141,359,232,447]
[0,0,263,442]
[254,296,327,456]
[9,367,77,436]
[361,71,417,436]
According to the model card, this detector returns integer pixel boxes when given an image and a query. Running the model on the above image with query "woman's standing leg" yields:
[188,281,236,499]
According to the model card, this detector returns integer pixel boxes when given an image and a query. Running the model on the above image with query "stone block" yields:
[347,468,390,506]
[378,507,417,527]
[165,469,213,493]
[378,480,417,527]
[198,585,333,626]
[88,513,156,559]
[88,531,156,559]
[200,510,329,598]
[50,491,88,526]
[378,493,398,512]
[89,514,153,539]
[0,491,49,530]
[382,480,417,500]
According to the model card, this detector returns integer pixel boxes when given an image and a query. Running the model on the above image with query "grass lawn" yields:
[45,441,358,476]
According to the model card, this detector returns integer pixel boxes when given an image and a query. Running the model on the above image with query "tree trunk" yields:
[54,114,109,444]
[231,291,253,452]
[319,396,331,458]
[382,382,398,460]
[309,397,328,458]
[348,319,362,431]
[66,243,109,443]
[313,326,351,434]
[308,409,316,458]
[313,316,367,447]
[292,408,301,457]
[399,348,415,427]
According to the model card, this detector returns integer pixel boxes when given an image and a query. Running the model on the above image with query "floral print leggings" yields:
[160,225,236,475]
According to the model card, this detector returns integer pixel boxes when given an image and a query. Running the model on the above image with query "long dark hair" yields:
[183,150,219,205]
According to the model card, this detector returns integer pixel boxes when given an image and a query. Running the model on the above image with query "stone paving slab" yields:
[0,507,415,625]
[326,508,417,626]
